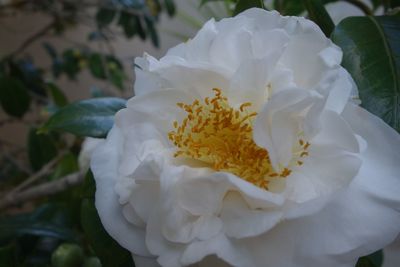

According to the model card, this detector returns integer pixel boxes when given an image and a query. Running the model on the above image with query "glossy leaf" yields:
[234,0,264,15]
[332,14,400,132]
[302,0,334,37]
[0,76,31,118]
[42,97,126,138]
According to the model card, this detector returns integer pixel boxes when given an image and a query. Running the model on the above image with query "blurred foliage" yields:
[0,0,399,267]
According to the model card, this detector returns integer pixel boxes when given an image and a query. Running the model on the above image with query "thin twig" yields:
[8,20,56,58]
[6,152,66,196]
[0,171,85,210]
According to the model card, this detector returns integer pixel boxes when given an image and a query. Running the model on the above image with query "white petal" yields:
[253,89,313,168]
[221,192,283,238]
[91,127,150,256]
[132,255,160,267]
[181,233,252,267]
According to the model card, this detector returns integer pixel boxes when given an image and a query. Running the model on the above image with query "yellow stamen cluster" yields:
[168,88,310,190]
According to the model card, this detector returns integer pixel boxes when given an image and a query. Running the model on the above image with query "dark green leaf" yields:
[0,242,17,267]
[28,128,57,171]
[50,153,79,181]
[332,14,400,132]
[145,16,160,47]
[62,50,82,79]
[96,8,116,28]
[46,82,68,107]
[118,12,139,38]
[356,250,383,267]
[89,54,106,79]
[164,0,176,16]
[0,76,31,118]
[234,0,264,16]
[80,171,96,199]
[41,97,126,138]
[81,199,134,267]
[274,0,304,15]
[302,0,334,37]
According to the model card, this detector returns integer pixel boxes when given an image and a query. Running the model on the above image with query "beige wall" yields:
[0,0,211,145]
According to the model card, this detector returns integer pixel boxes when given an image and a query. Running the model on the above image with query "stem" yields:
[0,171,85,210]
[6,152,66,196]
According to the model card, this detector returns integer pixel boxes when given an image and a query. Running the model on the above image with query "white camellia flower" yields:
[91,8,400,267]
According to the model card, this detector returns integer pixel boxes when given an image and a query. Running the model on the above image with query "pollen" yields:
[168,88,310,190]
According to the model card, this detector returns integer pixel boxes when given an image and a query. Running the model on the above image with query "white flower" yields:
[91,8,400,267]
[78,137,105,171]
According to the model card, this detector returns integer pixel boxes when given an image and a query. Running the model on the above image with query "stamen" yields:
[168,88,310,191]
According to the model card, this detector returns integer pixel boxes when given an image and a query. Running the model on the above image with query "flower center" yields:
[168,88,309,190]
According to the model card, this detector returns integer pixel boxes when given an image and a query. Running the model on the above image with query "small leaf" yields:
[302,0,335,37]
[89,54,106,79]
[42,97,126,138]
[145,16,160,48]
[164,0,176,16]
[118,12,139,38]
[234,0,264,16]
[28,128,57,171]
[46,82,68,107]
[81,199,134,267]
[50,153,79,181]
[0,76,31,118]
[332,14,400,132]
[356,250,383,267]
[96,8,116,28]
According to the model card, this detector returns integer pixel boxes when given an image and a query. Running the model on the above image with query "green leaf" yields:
[81,173,134,267]
[46,82,68,107]
[233,0,264,16]
[274,0,304,15]
[118,12,140,38]
[0,214,76,242]
[89,54,106,79]
[96,8,116,28]
[50,153,79,181]
[0,76,31,118]
[0,242,17,267]
[145,16,160,48]
[42,97,126,138]
[356,250,383,267]
[80,171,96,199]
[302,0,335,37]
[164,0,176,16]
[28,128,58,171]
[332,14,400,132]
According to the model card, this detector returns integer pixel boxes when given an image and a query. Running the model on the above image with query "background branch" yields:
[0,171,85,211]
